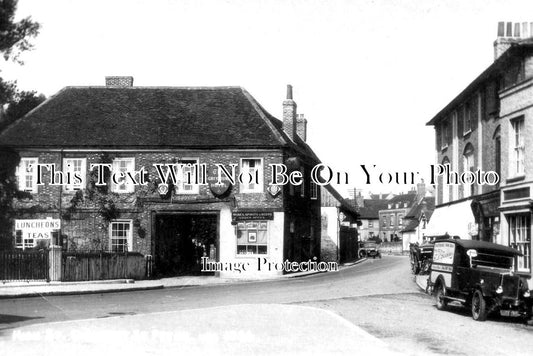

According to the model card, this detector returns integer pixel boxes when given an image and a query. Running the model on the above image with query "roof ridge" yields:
[63,85,244,90]
[239,87,287,146]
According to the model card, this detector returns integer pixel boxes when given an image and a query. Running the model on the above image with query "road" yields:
[1,256,532,355]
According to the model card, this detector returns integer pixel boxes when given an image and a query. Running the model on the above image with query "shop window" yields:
[236,221,268,255]
[111,158,135,193]
[508,214,531,272]
[240,158,263,193]
[16,157,38,193]
[109,220,132,252]
[64,158,87,191]
[511,118,525,176]
[175,158,199,194]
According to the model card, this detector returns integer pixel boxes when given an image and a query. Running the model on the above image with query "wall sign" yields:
[232,212,274,221]
[207,172,232,198]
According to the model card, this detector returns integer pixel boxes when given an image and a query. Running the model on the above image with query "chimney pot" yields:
[514,23,521,37]
[286,84,293,100]
[497,22,505,37]
[506,22,513,36]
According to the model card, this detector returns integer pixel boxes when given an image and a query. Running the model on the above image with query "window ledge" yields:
[506,175,526,184]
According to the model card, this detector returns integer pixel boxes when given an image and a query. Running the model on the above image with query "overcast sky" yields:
[4,0,533,197]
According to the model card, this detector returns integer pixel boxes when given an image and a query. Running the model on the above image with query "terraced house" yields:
[0,78,322,279]
[427,22,533,275]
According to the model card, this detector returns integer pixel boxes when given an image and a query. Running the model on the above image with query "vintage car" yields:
[410,235,459,274]
[428,239,532,322]
[358,241,381,259]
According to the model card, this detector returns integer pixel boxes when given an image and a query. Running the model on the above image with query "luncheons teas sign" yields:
[15,219,61,239]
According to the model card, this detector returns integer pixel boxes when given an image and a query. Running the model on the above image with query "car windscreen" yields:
[472,251,514,269]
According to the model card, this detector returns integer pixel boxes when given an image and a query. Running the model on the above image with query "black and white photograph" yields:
[1,0,533,355]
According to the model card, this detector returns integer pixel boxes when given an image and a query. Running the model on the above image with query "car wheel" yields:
[358,250,366,258]
[472,290,488,321]
[435,283,447,310]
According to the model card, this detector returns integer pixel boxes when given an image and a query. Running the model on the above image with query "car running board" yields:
[443,296,466,303]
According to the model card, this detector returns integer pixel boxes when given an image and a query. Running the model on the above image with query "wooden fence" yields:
[62,251,147,281]
[0,250,49,282]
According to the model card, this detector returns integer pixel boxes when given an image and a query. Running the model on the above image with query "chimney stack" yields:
[105,76,134,87]
[355,190,364,208]
[494,21,533,60]
[283,84,297,141]
[417,179,426,199]
[296,114,307,141]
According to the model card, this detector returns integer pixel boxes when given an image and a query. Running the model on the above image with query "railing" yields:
[0,249,49,282]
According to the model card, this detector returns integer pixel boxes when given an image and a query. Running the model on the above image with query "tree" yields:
[0,0,40,63]
[0,0,41,246]
[0,0,42,111]
[0,89,45,131]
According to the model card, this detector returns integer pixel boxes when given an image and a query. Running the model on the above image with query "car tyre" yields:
[472,290,488,321]
[358,250,366,259]
[435,283,447,310]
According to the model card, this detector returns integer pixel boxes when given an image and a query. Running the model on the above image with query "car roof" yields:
[434,239,522,256]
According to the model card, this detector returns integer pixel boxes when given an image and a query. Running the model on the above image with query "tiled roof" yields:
[357,199,389,219]
[427,41,533,126]
[0,86,305,150]
[401,196,436,232]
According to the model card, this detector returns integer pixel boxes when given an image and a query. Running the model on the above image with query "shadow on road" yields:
[0,314,44,325]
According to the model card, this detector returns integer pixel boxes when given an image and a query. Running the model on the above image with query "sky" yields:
[4,0,533,197]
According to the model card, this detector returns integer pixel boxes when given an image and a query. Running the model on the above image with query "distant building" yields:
[401,196,435,251]
[351,192,389,241]
[378,183,427,242]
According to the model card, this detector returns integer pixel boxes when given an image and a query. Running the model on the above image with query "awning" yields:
[424,200,477,239]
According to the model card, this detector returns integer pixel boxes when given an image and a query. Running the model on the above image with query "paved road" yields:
[1,256,532,355]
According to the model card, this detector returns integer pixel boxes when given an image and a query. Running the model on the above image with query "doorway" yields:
[154,213,218,277]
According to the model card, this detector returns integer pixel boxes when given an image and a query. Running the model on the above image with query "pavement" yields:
[0,258,367,299]
[0,303,401,355]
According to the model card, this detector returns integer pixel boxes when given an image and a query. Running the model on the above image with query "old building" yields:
[401,196,435,251]
[350,191,389,241]
[320,184,359,263]
[0,78,323,278]
[378,188,420,242]
[427,22,533,274]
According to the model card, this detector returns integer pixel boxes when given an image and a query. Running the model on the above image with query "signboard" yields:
[232,212,274,221]
[15,219,60,232]
[15,219,61,248]
[207,173,232,198]
[433,242,455,265]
